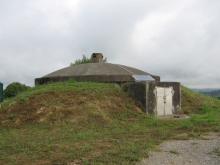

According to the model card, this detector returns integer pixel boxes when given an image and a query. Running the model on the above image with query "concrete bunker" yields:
[123,82,181,116]
[35,53,181,116]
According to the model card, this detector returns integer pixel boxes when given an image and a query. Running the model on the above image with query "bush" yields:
[4,82,30,98]
[70,55,107,66]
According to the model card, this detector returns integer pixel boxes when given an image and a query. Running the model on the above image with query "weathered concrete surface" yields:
[123,82,181,115]
[123,82,146,110]
[91,53,103,63]
[35,63,160,85]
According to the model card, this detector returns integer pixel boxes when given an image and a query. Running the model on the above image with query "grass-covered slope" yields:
[1,81,142,128]
[0,81,220,165]
[181,85,220,114]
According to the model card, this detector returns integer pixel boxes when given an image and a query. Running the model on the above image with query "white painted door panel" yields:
[164,88,173,115]
[156,87,165,116]
[156,87,173,116]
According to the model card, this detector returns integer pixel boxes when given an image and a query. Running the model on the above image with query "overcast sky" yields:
[0,0,220,88]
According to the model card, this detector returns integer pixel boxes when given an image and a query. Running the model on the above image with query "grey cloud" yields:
[0,0,220,88]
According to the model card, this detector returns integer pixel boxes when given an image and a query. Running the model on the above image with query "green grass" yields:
[0,81,220,164]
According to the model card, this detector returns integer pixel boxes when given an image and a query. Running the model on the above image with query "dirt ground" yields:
[137,132,220,165]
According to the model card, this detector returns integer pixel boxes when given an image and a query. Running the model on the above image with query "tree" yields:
[70,55,107,66]
[4,82,31,98]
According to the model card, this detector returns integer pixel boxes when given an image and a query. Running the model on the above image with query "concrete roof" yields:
[43,63,151,77]
[35,63,160,85]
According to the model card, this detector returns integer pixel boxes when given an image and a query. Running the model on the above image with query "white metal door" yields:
[156,87,173,116]
[156,87,165,116]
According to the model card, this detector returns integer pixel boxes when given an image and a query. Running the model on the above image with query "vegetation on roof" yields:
[70,55,107,66]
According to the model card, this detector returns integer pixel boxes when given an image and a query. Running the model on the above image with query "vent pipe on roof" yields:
[91,53,103,63]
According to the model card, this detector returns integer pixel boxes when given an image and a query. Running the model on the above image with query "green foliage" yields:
[4,82,30,98]
[70,55,91,65]
[70,55,107,66]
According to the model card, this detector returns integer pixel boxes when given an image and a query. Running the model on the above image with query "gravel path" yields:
[137,132,220,165]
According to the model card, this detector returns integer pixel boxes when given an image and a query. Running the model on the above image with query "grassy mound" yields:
[1,81,142,128]
[0,81,220,165]
[181,85,220,114]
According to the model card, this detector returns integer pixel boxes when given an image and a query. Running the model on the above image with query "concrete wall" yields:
[35,75,161,85]
[122,82,146,110]
[91,53,103,63]
[123,82,181,116]
[35,75,136,85]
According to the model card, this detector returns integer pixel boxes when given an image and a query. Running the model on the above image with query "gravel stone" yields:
[137,132,220,165]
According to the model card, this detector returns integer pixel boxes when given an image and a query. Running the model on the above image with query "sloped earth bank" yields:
[137,132,220,165]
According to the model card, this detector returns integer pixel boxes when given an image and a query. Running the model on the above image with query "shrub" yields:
[70,55,107,66]
[4,82,30,98]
